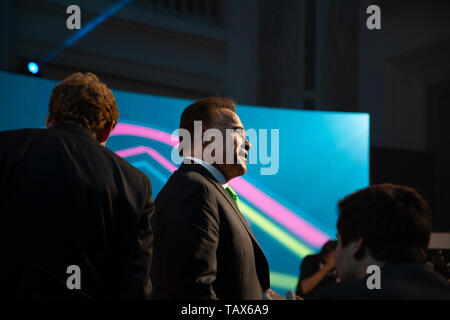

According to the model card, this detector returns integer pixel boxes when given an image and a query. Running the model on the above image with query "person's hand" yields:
[323,251,336,272]
[264,288,285,300]
[264,289,304,300]
[286,290,304,300]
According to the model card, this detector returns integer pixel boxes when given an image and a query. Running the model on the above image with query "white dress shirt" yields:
[184,157,228,189]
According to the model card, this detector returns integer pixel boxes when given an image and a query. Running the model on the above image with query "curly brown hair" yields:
[48,72,119,133]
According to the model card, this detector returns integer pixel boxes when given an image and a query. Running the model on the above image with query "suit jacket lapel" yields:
[177,163,263,252]
[212,181,263,247]
[208,179,270,289]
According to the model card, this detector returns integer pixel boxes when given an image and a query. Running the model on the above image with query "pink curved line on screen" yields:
[229,178,329,247]
[116,146,177,173]
[113,122,329,248]
[111,123,178,147]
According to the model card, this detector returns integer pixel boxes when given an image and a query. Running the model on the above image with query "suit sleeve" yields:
[119,176,155,300]
[160,184,220,299]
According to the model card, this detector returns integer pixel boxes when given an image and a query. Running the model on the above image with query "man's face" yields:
[335,233,359,281]
[214,109,251,181]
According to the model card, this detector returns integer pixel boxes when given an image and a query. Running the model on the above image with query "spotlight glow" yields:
[27,62,39,74]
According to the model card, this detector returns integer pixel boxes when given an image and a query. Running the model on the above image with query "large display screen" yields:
[0,71,369,295]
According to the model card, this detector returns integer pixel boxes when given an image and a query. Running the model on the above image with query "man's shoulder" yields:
[156,165,220,206]
[0,127,45,140]
[0,127,148,179]
[314,263,450,300]
[0,128,48,153]
[164,168,210,195]
[168,164,217,189]
[312,278,371,300]
[101,147,151,186]
[302,254,320,263]
[383,262,450,298]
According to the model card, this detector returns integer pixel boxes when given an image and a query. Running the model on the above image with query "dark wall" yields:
[371,147,449,232]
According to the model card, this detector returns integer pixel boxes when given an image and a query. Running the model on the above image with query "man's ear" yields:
[97,121,114,145]
[203,139,215,157]
[352,237,365,261]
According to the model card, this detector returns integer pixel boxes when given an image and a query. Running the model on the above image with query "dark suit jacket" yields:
[150,163,270,300]
[0,123,155,299]
[313,262,450,300]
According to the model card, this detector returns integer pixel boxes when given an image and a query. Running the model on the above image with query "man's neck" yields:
[184,156,228,185]
[356,257,386,279]
[49,121,104,145]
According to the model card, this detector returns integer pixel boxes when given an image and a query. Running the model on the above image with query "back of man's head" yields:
[48,72,119,135]
[337,183,432,263]
[320,240,338,258]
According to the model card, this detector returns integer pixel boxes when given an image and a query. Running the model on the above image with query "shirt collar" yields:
[50,121,97,141]
[184,157,228,188]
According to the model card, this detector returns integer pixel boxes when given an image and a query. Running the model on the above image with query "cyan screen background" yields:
[0,71,369,295]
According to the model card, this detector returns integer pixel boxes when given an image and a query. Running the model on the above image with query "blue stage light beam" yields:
[40,0,133,64]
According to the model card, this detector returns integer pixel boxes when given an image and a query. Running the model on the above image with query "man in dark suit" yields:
[0,73,154,299]
[150,97,270,299]
[313,184,450,300]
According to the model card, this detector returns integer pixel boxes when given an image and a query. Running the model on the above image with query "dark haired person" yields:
[296,240,338,299]
[150,97,270,299]
[0,73,154,299]
[314,184,450,300]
